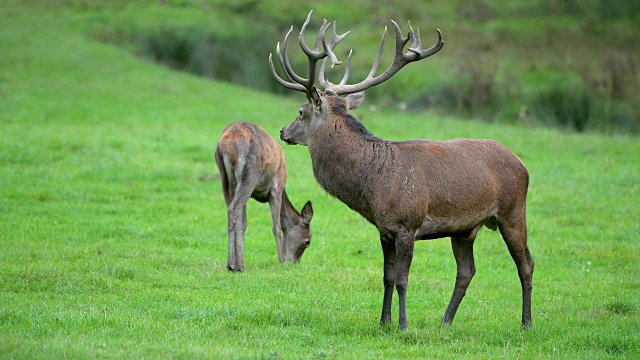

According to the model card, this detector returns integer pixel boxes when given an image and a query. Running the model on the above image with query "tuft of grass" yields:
[606,301,635,315]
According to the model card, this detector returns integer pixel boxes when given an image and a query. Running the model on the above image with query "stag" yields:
[269,11,534,329]
[215,122,314,272]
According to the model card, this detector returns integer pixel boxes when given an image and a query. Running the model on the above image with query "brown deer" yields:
[215,122,314,272]
[269,11,534,330]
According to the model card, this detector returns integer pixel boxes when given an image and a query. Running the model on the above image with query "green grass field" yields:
[1,2,639,359]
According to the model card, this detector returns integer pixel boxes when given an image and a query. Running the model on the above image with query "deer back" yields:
[217,122,286,203]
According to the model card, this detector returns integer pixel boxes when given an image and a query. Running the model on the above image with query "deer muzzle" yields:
[279,127,296,145]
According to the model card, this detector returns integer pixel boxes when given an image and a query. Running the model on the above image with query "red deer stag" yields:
[215,122,314,272]
[269,11,534,329]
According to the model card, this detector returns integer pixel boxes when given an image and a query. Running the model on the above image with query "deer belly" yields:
[250,173,277,203]
[413,214,496,241]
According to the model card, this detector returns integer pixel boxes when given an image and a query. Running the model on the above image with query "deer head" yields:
[270,10,444,146]
[281,200,314,261]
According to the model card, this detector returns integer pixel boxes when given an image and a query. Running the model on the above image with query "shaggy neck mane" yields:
[329,98,379,142]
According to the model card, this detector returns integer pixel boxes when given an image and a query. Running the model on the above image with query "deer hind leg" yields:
[215,149,233,208]
[498,211,535,328]
[226,197,249,272]
[379,236,396,326]
[216,150,239,271]
[442,236,476,325]
[226,165,261,272]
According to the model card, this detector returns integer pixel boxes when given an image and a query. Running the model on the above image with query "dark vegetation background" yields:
[88,0,640,134]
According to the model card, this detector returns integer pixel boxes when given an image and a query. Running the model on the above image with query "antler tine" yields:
[300,11,328,58]
[268,52,307,92]
[339,50,352,85]
[317,20,444,95]
[318,49,353,90]
[408,28,445,60]
[310,22,324,52]
[391,20,411,55]
[407,21,420,51]
[318,57,330,89]
[274,43,292,82]
[278,28,306,84]
[366,25,388,80]
[324,21,350,68]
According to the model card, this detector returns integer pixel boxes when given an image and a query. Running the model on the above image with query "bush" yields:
[531,84,593,132]
[407,53,502,119]
[101,24,287,95]
[530,83,639,134]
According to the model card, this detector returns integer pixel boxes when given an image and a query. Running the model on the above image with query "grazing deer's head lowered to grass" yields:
[270,11,534,330]
[215,122,313,272]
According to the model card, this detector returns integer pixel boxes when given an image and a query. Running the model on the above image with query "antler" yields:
[319,21,444,95]
[269,10,350,96]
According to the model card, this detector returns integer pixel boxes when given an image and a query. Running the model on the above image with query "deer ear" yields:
[345,91,366,110]
[308,88,322,110]
[301,201,313,224]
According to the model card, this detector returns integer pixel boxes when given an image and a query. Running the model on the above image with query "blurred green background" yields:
[81,0,640,134]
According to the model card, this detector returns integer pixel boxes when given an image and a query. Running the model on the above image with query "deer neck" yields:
[279,189,299,230]
[308,115,387,222]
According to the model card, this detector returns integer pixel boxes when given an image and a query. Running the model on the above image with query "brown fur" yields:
[215,122,313,272]
[280,92,534,329]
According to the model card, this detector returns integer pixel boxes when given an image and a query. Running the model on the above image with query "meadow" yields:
[1,1,639,359]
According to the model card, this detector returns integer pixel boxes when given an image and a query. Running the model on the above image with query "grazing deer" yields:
[269,11,534,329]
[215,122,314,272]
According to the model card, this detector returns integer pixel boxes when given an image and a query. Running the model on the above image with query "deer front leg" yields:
[226,208,237,271]
[395,231,415,330]
[235,203,248,271]
[379,236,396,325]
[268,188,285,263]
[442,236,476,325]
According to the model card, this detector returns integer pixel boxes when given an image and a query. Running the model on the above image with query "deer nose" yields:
[304,239,310,246]
[280,128,291,143]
